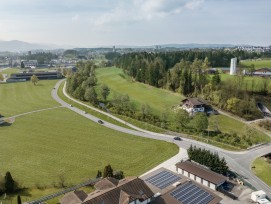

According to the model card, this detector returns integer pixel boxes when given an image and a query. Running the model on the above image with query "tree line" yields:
[115,50,268,120]
[187,145,229,175]
[66,61,110,104]
[22,52,58,64]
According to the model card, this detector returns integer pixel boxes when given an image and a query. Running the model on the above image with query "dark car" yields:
[98,120,104,124]
[173,137,182,141]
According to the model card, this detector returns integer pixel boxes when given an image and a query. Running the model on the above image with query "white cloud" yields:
[72,14,79,22]
[93,0,204,26]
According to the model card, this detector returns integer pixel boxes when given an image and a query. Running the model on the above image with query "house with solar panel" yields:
[141,167,222,204]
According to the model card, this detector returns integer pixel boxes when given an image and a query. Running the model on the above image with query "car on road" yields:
[173,136,182,141]
[70,104,73,107]
[98,120,104,124]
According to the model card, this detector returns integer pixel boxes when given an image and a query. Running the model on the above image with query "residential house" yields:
[182,98,207,114]
[60,177,155,204]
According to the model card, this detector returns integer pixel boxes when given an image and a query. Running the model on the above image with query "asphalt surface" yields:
[52,79,271,197]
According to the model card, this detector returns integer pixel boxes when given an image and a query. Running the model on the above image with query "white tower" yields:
[230,58,237,75]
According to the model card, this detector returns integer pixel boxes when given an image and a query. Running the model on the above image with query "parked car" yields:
[173,136,182,141]
[98,120,104,124]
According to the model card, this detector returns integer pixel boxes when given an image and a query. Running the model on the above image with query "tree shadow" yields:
[0,122,12,127]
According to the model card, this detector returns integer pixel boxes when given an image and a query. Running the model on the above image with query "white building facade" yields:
[230,57,237,75]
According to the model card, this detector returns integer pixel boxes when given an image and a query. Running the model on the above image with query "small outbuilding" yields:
[175,161,227,191]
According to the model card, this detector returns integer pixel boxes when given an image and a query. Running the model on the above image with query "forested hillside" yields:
[115,50,270,120]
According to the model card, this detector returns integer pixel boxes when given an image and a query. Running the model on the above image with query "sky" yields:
[0,0,270,47]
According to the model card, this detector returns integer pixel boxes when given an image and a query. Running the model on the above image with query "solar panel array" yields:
[146,170,181,189]
[170,182,214,204]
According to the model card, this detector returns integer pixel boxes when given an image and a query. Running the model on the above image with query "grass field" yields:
[241,59,271,68]
[209,114,269,142]
[220,73,271,92]
[0,108,178,187]
[252,157,271,187]
[96,67,183,116]
[0,68,20,76]
[0,80,178,188]
[0,80,59,117]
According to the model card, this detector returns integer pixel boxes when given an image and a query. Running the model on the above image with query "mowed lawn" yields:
[0,80,59,117]
[252,157,271,187]
[0,108,178,187]
[241,59,271,68]
[96,67,182,115]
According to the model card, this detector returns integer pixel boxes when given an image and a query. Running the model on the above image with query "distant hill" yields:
[0,40,65,52]
[158,43,236,48]
[110,43,236,49]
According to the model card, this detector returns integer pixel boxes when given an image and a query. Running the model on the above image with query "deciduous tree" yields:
[191,112,208,132]
[100,84,110,101]
[30,75,39,85]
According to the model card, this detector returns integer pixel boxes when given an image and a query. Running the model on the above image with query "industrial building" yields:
[6,71,63,82]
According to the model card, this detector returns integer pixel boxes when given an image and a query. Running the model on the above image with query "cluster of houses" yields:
[60,160,242,204]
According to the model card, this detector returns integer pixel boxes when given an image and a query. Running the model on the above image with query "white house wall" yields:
[210,183,216,190]
[184,170,188,177]
[196,176,201,183]
[203,180,208,187]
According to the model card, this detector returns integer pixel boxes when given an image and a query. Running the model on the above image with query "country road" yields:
[52,79,271,198]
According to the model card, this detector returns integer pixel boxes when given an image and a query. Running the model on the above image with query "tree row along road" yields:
[52,79,271,197]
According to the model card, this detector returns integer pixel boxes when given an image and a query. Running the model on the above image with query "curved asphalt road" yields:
[52,80,271,197]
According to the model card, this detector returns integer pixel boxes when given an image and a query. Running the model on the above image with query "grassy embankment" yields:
[96,67,270,149]
[252,157,271,187]
[0,80,178,203]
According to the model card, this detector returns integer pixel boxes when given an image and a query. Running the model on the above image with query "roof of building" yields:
[175,161,227,185]
[254,67,271,72]
[150,181,222,204]
[83,177,153,204]
[60,177,154,204]
[182,98,206,106]
[60,190,88,204]
[94,177,119,190]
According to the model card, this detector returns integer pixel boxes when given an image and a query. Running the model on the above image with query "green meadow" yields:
[252,157,271,187]
[0,80,178,188]
[0,80,59,117]
[241,59,271,68]
[96,67,183,116]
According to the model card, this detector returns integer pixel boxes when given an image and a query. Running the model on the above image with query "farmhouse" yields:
[175,161,227,191]
[182,98,207,114]
[60,177,155,204]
